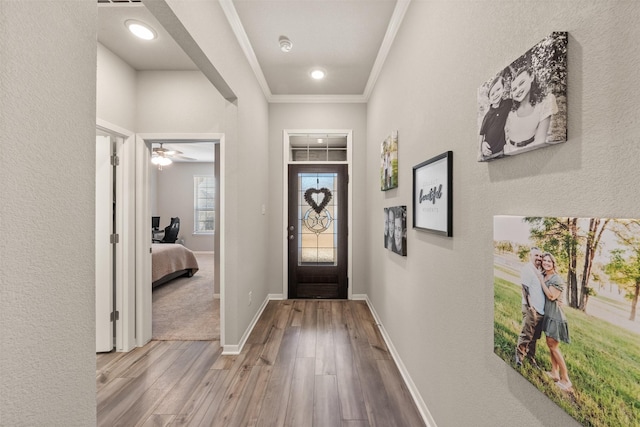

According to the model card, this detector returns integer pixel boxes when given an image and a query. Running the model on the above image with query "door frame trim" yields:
[96,119,135,352]
[135,133,225,348]
[282,129,353,299]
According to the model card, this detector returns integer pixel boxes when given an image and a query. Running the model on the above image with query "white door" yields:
[96,134,114,352]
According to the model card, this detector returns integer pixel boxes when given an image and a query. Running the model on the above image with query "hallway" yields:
[96,300,425,426]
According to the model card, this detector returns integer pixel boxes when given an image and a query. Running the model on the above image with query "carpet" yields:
[152,252,219,341]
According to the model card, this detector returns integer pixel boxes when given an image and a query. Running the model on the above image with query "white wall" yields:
[162,0,270,345]
[0,2,96,425]
[137,70,225,133]
[156,162,216,253]
[268,103,368,296]
[366,2,640,426]
[97,42,137,131]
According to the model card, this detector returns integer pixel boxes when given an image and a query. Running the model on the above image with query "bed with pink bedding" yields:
[151,243,199,287]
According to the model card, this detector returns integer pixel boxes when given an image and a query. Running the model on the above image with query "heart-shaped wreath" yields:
[304,187,332,214]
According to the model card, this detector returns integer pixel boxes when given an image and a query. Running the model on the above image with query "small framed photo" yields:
[384,206,407,256]
[380,131,398,191]
[412,151,453,236]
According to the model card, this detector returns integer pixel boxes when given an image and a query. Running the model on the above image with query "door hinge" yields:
[110,233,119,244]
[110,155,119,166]
[110,311,119,322]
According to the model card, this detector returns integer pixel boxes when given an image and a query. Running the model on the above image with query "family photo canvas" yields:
[380,131,398,190]
[384,206,407,256]
[477,32,567,162]
[493,215,640,426]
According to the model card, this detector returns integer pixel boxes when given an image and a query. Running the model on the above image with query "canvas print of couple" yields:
[494,215,640,426]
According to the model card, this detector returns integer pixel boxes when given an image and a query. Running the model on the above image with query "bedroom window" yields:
[194,175,215,234]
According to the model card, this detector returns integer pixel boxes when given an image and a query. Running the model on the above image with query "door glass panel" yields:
[298,172,338,265]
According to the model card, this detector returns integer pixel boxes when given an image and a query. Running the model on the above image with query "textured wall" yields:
[366,1,640,426]
[164,0,270,344]
[0,1,97,425]
[136,70,225,134]
[97,42,137,131]
[156,162,216,253]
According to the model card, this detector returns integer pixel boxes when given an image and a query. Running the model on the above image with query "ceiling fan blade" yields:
[153,143,182,156]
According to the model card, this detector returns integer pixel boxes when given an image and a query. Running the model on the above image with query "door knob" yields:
[289,235,294,240]
[289,225,294,231]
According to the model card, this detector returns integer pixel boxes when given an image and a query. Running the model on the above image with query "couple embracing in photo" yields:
[515,247,573,392]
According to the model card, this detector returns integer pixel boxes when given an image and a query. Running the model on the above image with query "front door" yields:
[288,164,348,299]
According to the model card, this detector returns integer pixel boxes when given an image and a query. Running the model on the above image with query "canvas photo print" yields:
[477,32,567,162]
[380,131,398,190]
[384,206,406,256]
[494,215,640,426]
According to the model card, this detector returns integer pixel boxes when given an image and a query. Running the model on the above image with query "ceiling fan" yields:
[151,143,195,169]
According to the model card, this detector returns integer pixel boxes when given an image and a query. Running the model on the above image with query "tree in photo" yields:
[524,217,610,311]
[604,220,640,321]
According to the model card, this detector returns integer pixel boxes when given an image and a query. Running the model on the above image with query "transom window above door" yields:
[288,133,348,162]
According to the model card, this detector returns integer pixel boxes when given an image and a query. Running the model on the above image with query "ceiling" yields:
[97,0,407,162]
[97,0,409,102]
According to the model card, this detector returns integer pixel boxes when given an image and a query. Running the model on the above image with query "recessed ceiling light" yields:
[125,19,157,41]
[279,36,293,53]
[310,68,326,80]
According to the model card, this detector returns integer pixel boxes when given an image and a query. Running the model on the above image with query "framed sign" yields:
[412,151,452,236]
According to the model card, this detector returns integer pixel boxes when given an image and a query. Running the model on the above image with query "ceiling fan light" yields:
[151,156,172,166]
[126,20,157,41]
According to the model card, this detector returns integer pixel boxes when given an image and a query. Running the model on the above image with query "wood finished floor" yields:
[96,300,425,427]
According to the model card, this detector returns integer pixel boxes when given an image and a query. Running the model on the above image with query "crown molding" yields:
[219,0,411,104]
[268,94,367,104]
[219,0,272,100]
[363,0,411,100]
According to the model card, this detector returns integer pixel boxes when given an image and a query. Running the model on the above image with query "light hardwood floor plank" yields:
[257,302,292,366]
[97,341,162,390]
[169,368,225,426]
[377,359,425,427]
[314,374,341,427]
[246,300,278,345]
[315,302,337,375]
[153,341,221,414]
[284,357,315,427]
[296,301,318,358]
[140,414,175,427]
[255,326,300,427]
[97,301,425,427]
[333,304,368,421]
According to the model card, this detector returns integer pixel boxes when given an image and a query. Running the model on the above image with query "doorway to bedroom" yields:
[146,140,221,342]
[149,141,220,341]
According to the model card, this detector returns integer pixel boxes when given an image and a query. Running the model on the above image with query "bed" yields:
[152,243,199,288]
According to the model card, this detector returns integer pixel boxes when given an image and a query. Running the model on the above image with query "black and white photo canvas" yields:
[477,32,567,162]
[385,206,407,256]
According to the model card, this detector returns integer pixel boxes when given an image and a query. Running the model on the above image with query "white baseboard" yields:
[362,295,437,427]
[220,292,436,427]
[221,293,280,355]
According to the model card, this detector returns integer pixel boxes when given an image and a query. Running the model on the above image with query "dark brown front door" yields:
[288,164,348,299]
